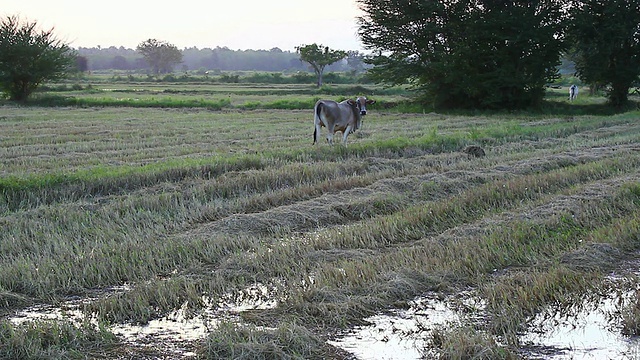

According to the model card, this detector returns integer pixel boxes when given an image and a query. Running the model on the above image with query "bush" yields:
[0,16,76,101]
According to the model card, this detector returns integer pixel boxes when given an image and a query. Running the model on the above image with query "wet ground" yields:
[331,291,640,360]
[10,286,640,359]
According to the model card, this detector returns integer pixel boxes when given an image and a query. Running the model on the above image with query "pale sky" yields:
[2,0,365,51]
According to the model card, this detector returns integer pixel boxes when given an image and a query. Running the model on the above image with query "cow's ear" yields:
[347,99,356,105]
[367,99,376,104]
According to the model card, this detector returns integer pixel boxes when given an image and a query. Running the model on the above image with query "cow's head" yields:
[350,96,375,131]
[356,96,375,116]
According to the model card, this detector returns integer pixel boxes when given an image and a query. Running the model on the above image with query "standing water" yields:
[330,291,640,359]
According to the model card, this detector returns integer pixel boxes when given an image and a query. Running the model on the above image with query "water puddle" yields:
[8,281,640,359]
[110,284,278,341]
[331,290,640,360]
[10,303,86,326]
[329,295,469,360]
[522,294,640,359]
[9,295,208,357]
[8,283,278,357]
[109,301,211,358]
[10,285,132,326]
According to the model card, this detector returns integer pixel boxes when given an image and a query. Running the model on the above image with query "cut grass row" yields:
[2,124,636,305]
[2,104,640,358]
[211,175,640,358]
[2,109,637,213]
[0,319,119,360]
[74,153,640,327]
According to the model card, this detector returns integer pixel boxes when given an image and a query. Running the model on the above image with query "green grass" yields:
[199,322,336,359]
[428,324,520,360]
[621,288,640,336]
[1,84,640,358]
[0,320,119,360]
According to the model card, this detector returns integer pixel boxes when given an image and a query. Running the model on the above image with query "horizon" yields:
[3,0,365,52]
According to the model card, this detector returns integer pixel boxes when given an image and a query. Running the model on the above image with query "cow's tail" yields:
[313,103,322,144]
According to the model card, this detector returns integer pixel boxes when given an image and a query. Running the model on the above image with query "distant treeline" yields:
[78,46,365,73]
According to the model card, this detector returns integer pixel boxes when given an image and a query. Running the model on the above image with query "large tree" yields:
[568,0,640,107]
[296,44,347,87]
[136,39,183,75]
[0,16,76,101]
[357,0,566,109]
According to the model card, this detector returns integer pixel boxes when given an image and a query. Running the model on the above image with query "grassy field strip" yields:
[77,150,640,328]
[3,115,637,217]
[236,176,640,357]
[197,178,640,358]
[2,103,640,357]
[5,114,636,252]
[265,159,639,281]
[317,151,640,249]
[0,140,636,306]
[1,107,636,177]
[0,318,120,359]
[188,144,635,241]
[0,107,307,169]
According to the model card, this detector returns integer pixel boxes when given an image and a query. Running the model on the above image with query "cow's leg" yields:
[342,125,353,145]
[326,124,335,145]
[314,122,323,144]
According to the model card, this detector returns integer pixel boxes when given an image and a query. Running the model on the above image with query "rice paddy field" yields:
[1,81,640,359]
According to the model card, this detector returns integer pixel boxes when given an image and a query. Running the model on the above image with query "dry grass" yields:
[1,99,640,358]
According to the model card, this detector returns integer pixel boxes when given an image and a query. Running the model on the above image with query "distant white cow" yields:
[313,96,375,145]
[569,85,579,101]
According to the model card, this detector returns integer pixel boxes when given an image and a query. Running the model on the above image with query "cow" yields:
[569,85,579,101]
[313,96,375,145]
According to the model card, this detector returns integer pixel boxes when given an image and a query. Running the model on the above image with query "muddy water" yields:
[522,295,640,359]
[330,292,640,360]
[328,296,461,359]
[9,287,640,359]
[8,284,278,358]
[9,298,208,357]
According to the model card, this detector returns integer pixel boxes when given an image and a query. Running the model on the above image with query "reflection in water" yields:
[10,303,85,326]
[110,301,211,358]
[8,283,278,358]
[522,294,640,360]
[329,296,462,360]
[9,285,640,359]
[331,292,640,360]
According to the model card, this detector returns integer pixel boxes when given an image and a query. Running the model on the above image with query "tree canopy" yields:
[136,39,183,75]
[0,16,76,101]
[568,0,640,107]
[357,0,566,109]
[296,44,347,87]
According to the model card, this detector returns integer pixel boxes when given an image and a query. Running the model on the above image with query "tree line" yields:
[2,0,640,108]
[76,45,365,74]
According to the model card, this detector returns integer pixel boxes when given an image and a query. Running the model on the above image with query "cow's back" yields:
[315,100,356,131]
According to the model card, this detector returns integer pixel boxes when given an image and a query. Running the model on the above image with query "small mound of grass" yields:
[0,319,119,360]
[198,321,334,359]
[427,324,519,360]
[621,290,640,336]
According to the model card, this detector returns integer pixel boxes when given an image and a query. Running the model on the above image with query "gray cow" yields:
[313,96,375,145]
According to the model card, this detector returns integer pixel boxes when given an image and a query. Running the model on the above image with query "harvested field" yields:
[1,102,640,359]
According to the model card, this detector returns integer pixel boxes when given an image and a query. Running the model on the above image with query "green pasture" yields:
[1,82,640,359]
[32,81,410,110]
